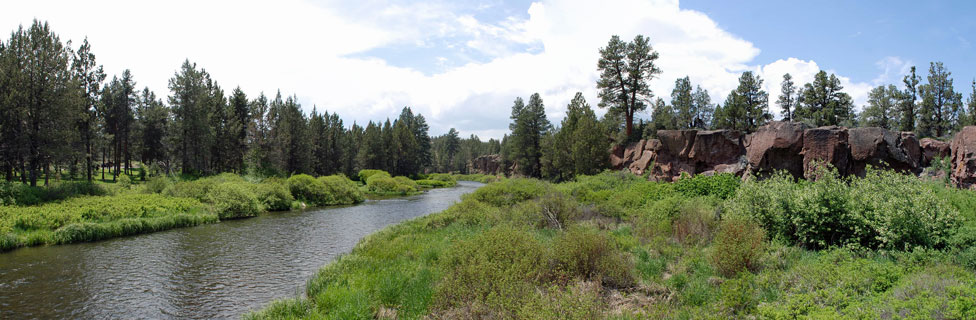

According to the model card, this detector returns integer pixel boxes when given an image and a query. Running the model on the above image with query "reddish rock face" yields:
[920,138,950,167]
[847,127,920,176]
[745,121,808,178]
[950,126,976,189]
[801,126,852,177]
[468,154,502,175]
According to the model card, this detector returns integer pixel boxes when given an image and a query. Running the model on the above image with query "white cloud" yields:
[0,0,891,138]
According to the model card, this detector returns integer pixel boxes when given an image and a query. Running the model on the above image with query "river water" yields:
[0,181,481,319]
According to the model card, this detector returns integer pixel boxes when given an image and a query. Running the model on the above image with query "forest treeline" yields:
[0,20,498,186]
[4,21,976,186]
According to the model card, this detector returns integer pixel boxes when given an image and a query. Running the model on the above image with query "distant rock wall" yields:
[614,121,973,186]
[468,154,503,175]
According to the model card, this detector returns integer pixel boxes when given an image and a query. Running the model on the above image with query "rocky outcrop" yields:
[950,127,976,188]
[745,121,808,178]
[800,126,852,177]
[847,127,920,176]
[609,122,976,188]
[921,138,950,167]
[468,154,502,175]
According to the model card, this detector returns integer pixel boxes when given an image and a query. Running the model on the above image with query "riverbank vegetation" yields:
[249,167,976,319]
[0,168,490,251]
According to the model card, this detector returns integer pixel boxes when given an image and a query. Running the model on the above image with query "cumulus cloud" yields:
[0,0,889,138]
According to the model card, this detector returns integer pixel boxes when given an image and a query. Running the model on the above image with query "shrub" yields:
[254,179,293,211]
[469,178,548,207]
[117,174,133,190]
[358,169,390,182]
[415,179,450,188]
[710,219,765,277]
[671,199,718,246]
[143,175,172,194]
[427,173,457,186]
[317,175,364,205]
[287,174,328,204]
[435,226,550,315]
[365,174,419,195]
[164,179,216,201]
[206,182,263,219]
[729,165,962,250]
[551,225,635,288]
[674,172,740,200]
[720,272,759,315]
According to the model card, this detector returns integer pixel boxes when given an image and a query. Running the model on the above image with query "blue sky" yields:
[683,0,976,92]
[4,0,974,139]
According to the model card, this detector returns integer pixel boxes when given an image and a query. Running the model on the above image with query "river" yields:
[0,181,482,319]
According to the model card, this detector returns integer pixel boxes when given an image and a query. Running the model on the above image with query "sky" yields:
[2,0,975,140]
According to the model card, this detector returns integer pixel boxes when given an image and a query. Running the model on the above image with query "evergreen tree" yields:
[796,70,854,127]
[899,66,922,132]
[596,35,662,137]
[917,62,963,137]
[649,97,676,134]
[859,84,899,130]
[508,94,550,177]
[716,71,770,132]
[168,60,213,175]
[691,85,714,129]
[135,87,168,169]
[357,121,385,171]
[671,76,694,129]
[542,92,608,181]
[227,87,249,172]
[71,37,105,182]
[777,73,797,122]
[965,80,976,127]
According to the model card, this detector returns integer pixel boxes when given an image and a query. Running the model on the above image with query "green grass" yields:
[0,193,215,251]
[249,169,976,319]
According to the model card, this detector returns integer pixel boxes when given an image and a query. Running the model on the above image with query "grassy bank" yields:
[0,173,368,252]
[248,167,976,319]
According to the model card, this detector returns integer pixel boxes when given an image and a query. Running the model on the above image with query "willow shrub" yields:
[366,173,419,195]
[206,182,263,219]
[728,165,961,250]
[0,180,107,206]
[254,178,293,211]
[317,175,364,205]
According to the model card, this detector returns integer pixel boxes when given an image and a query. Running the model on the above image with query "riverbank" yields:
[249,168,976,319]
[1,171,476,252]
[0,182,483,319]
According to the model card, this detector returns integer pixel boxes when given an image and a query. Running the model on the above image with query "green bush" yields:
[143,175,172,194]
[453,173,502,183]
[415,179,450,188]
[469,178,548,207]
[551,225,635,288]
[117,174,133,189]
[317,175,365,205]
[255,178,293,211]
[674,172,740,199]
[427,173,457,186]
[729,165,961,250]
[710,219,765,277]
[357,169,389,182]
[720,272,759,316]
[365,174,419,195]
[163,179,216,201]
[287,174,327,204]
[434,225,550,316]
[207,182,263,219]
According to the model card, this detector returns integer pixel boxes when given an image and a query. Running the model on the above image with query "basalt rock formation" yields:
[615,121,966,185]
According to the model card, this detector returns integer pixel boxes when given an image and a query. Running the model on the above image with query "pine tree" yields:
[716,71,770,132]
[917,62,963,137]
[71,37,106,182]
[596,35,662,137]
[691,85,714,129]
[672,76,694,129]
[508,94,550,177]
[777,73,797,122]
[859,85,899,130]
[797,70,853,127]
[900,66,922,132]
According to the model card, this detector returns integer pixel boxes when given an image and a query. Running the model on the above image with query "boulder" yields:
[847,127,920,176]
[744,121,808,178]
[950,126,976,188]
[920,138,950,167]
[801,126,852,177]
[688,130,746,171]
